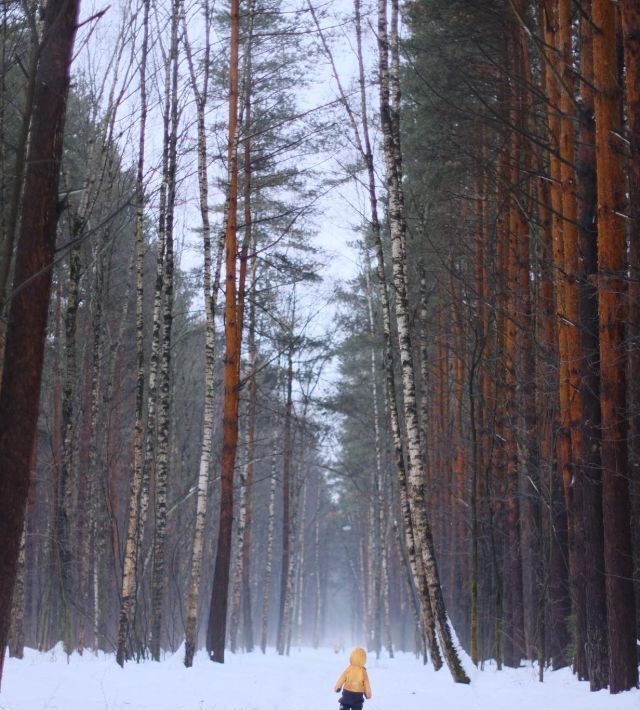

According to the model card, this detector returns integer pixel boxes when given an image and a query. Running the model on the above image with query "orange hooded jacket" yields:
[334,647,372,699]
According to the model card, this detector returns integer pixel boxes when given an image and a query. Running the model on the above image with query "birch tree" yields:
[116,0,151,667]
[150,0,181,661]
[376,0,468,683]
[183,0,222,669]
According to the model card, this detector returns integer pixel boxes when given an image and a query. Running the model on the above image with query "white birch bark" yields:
[182,0,219,668]
[229,448,248,653]
[380,522,394,657]
[116,0,150,667]
[377,0,468,682]
[150,0,180,661]
[86,247,104,651]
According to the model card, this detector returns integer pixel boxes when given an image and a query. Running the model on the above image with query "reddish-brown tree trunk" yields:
[539,0,572,669]
[576,5,609,690]
[0,0,80,685]
[206,0,241,664]
[592,0,638,692]
[557,0,588,679]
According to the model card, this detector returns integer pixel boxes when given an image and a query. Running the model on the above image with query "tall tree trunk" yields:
[576,4,609,689]
[229,29,257,653]
[150,0,180,661]
[116,0,151,666]
[592,0,638,692]
[556,0,588,678]
[87,249,105,652]
[539,0,572,668]
[470,154,488,667]
[58,241,81,654]
[0,0,80,685]
[620,0,640,645]
[277,342,294,655]
[182,0,219,668]
[502,13,529,666]
[206,0,241,662]
[38,282,63,652]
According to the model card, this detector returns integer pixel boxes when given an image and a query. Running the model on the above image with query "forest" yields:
[0,0,638,704]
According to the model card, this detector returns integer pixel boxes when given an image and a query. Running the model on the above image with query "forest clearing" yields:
[0,0,639,706]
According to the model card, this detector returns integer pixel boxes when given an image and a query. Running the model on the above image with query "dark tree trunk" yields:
[576,5,609,690]
[277,344,294,655]
[0,0,80,686]
[592,0,638,693]
[620,0,640,645]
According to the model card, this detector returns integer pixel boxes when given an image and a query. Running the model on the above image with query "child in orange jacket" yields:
[334,646,372,710]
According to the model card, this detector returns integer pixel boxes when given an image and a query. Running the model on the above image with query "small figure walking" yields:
[334,646,372,710]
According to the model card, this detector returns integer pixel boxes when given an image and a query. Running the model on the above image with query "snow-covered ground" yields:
[1,645,637,710]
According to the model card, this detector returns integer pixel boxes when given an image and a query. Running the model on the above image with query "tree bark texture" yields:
[206,0,241,663]
[182,0,217,668]
[116,0,151,666]
[576,5,609,690]
[0,0,80,685]
[592,0,638,692]
[277,344,294,655]
[620,0,640,647]
[150,0,180,661]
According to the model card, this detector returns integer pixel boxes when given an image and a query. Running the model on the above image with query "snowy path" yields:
[1,646,637,710]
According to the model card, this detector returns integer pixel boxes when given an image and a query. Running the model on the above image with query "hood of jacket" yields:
[349,646,367,667]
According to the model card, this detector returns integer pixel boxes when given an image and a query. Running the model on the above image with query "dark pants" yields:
[339,689,365,710]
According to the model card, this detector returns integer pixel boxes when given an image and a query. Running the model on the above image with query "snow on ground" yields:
[1,645,638,710]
